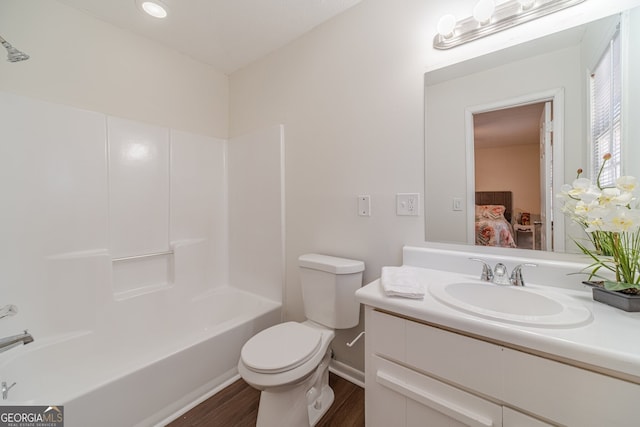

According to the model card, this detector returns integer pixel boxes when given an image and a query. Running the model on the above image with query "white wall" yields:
[0,0,228,138]
[228,126,285,302]
[229,0,429,370]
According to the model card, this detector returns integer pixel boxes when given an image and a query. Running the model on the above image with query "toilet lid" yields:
[241,322,323,374]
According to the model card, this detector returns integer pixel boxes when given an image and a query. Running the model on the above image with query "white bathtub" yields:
[0,286,281,427]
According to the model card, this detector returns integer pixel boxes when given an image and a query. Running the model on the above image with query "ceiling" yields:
[474,102,546,148]
[56,0,362,74]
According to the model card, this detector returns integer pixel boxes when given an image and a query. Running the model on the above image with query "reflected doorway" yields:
[466,91,563,252]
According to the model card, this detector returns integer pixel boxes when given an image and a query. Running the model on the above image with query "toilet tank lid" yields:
[298,254,364,274]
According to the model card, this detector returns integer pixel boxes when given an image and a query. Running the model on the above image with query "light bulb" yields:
[518,0,536,10]
[473,0,495,25]
[437,15,457,38]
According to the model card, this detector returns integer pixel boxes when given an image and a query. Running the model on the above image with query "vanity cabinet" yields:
[365,308,640,427]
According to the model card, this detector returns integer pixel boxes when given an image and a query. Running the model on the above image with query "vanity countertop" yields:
[356,266,640,381]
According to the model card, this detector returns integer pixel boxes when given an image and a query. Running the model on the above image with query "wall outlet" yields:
[397,193,420,216]
[358,195,371,216]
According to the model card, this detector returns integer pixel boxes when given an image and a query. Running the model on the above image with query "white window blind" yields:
[590,29,622,187]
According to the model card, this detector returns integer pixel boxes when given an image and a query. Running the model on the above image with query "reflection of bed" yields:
[475,191,516,248]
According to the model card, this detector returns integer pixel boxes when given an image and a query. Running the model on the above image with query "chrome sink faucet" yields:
[470,258,537,286]
[0,331,34,354]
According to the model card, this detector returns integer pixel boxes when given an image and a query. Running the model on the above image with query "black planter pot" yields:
[592,286,640,312]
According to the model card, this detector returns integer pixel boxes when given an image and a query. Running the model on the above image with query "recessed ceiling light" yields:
[136,0,168,19]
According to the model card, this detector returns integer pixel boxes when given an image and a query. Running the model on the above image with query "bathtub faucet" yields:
[0,330,34,354]
[1,382,16,400]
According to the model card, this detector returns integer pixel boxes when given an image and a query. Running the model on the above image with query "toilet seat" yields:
[241,322,323,374]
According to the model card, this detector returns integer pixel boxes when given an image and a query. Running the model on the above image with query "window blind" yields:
[590,29,622,187]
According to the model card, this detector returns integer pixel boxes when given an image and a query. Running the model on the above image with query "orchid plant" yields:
[558,154,640,293]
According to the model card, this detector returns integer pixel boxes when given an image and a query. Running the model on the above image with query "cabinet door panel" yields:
[368,355,407,427]
[405,319,503,399]
[370,309,406,362]
[373,356,502,427]
[407,399,470,427]
[503,408,553,427]
[503,347,640,426]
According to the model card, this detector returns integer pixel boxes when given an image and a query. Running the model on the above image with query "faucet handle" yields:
[510,263,537,286]
[492,263,511,285]
[469,258,494,282]
[0,305,18,320]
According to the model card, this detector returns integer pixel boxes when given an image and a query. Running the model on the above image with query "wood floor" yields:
[166,373,364,427]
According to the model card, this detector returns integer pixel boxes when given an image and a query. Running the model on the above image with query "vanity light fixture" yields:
[136,0,168,19]
[433,0,585,50]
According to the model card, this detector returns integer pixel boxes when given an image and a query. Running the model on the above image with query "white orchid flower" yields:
[599,187,621,207]
[601,207,640,233]
[574,200,597,218]
[564,155,640,286]
[579,186,602,204]
[616,176,638,193]
[614,190,634,206]
[568,178,593,198]
[584,216,605,233]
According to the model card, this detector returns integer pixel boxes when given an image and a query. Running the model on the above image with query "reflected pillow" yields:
[475,205,506,221]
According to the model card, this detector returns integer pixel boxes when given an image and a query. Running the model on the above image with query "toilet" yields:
[238,253,365,427]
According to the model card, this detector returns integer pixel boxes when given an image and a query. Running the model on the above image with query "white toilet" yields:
[238,253,364,427]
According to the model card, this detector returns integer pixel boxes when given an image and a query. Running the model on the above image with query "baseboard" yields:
[329,359,365,388]
[152,373,241,427]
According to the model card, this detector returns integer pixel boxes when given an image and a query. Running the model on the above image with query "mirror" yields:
[425,6,640,253]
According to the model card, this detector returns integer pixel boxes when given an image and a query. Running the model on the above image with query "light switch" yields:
[358,195,371,216]
[453,197,463,211]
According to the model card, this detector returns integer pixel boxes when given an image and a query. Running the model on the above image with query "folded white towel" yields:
[381,266,425,299]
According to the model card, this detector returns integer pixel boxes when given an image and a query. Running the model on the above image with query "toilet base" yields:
[255,350,334,427]
[308,384,334,426]
[256,382,334,427]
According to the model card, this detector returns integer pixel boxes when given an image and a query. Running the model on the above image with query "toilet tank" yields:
[298,254,365,329]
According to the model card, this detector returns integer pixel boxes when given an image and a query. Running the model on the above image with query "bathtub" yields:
[0,286,281,427]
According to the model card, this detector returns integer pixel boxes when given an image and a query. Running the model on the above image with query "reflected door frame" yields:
[464,88,566,252]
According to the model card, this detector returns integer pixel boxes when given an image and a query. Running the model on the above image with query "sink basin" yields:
[429,282,592,328]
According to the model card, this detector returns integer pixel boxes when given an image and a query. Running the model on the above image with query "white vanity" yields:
[356,245,640,427]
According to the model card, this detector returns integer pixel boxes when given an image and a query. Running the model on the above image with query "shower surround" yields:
[0,91,284,426]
